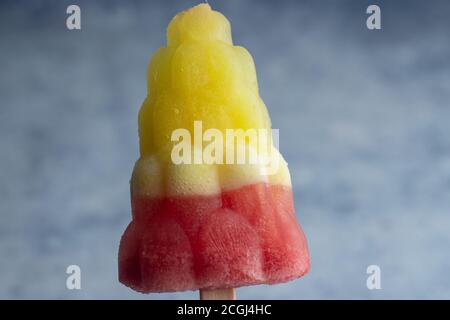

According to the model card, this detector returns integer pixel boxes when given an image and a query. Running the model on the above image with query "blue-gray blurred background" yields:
[1,0,450,299]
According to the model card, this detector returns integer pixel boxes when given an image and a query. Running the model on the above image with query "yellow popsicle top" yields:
[138,3,271,157]
[167,3,232,46]
[132,4,292,197]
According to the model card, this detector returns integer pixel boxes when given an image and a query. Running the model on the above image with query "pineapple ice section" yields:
[135,3,289,196]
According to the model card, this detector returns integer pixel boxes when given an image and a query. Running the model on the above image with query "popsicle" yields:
[118,3,309,296]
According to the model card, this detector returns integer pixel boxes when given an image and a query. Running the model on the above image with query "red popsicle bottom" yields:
[119,182,309,293]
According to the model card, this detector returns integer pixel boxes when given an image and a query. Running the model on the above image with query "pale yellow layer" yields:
[131,146,291,197]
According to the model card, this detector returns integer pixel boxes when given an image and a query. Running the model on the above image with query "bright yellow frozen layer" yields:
[138,3,270,156]
[133,4,290,196]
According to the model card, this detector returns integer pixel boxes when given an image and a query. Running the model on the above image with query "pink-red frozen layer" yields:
[119,182,309,293]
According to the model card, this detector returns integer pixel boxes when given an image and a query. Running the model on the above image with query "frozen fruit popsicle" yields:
[118,3,309,297]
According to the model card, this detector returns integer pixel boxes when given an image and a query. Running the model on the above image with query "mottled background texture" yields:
[1,0,450,299]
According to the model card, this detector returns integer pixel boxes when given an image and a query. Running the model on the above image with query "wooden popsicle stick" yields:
[199,288,236,300]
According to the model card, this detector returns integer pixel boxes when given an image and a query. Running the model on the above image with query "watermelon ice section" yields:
[120,183,308,293]
[119,4,309,293]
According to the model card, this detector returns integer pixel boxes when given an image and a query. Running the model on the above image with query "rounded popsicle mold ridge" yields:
[167,4,232,47]
[130,156,163,198]
[166,159,221,196]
